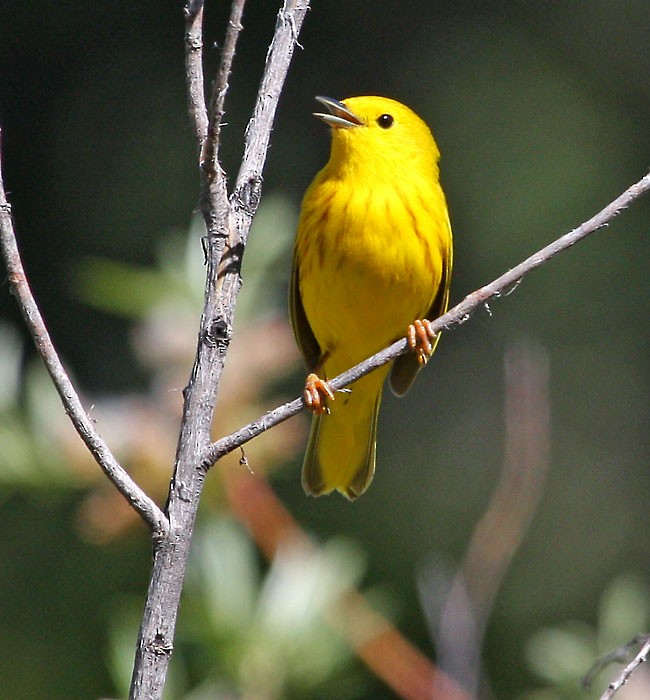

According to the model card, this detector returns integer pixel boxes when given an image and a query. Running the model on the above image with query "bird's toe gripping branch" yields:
[303,373,335,415]
[407,319,437,365]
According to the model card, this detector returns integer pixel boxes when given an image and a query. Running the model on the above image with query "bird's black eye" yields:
[376,113,394,129]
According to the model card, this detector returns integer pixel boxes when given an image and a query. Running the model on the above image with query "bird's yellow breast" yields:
[296,172,450,376]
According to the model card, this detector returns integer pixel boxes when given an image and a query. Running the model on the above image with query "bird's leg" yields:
[407,319,437,365]
[303,353,334,414]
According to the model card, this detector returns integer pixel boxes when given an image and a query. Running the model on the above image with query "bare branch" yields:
[129,3,310,698]
[601,637,650,700]
[585,635,650,700]
[0,130,169,538]
[184,0,209,149]
[202,0,247,175]
[201,170,650,469]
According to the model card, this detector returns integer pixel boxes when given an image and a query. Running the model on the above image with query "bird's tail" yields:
[301,366,389,500]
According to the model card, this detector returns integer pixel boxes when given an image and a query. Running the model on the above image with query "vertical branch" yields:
[184,0,209,149]
[129,2,309,698]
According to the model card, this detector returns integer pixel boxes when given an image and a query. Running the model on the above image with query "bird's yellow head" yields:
[314,95,440,181]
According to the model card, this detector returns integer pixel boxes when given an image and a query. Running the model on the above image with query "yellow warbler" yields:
[290,96,453,499]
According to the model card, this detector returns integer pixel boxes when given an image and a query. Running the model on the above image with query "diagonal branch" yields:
[595,635,650,700]
[0,130,168,538]
[202,169,650,468]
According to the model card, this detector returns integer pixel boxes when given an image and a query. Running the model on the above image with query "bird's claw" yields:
[407,319,437,365]
[304,373,335,415]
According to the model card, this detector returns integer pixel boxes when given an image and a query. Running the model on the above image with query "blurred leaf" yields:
[118,516,370,699]
[75,257,175,318]
[0,332,81,490]
[74,192,297,327]
[190,518,260,637]
[525,623,595,684]
[73,216,206,319]
[598,574,650,648]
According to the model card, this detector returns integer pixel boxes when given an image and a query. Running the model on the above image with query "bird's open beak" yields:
[313,96,364,129]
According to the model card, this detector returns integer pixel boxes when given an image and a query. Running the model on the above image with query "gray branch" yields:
[202,170,650,468]
[129,2,309,698]
[599,636,650,700]
[0,130,169,539]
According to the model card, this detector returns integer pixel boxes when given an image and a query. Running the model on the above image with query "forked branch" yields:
[600,636,650,700]
[129,2,310,698]
[583,634,650,700]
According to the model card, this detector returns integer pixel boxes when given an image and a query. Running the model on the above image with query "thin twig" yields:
[202,170,650,469]
[0,130,168,538]
[184,0,209,149]
[202,0,247,176]
[584,635,650,690]
[598,636,650,700]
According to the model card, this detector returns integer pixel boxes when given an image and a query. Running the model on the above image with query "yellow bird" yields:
[290,96,453,499]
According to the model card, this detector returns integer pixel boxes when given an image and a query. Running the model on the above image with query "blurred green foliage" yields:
[1,2,650,699]
[522,575,650,700]
[108,519,368,699]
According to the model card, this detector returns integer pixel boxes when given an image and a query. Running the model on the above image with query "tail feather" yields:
[301,368,387,500]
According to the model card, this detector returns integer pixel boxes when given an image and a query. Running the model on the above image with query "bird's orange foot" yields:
[304,373,335,415]
[407,319,437,365]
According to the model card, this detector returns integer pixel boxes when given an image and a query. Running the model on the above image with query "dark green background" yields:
[1,2,650,698]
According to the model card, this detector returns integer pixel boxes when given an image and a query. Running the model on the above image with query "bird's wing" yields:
[389,235,452,397]
[289,253,323,372]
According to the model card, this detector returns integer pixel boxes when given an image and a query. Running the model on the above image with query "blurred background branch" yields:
[224,466,473,700]
[421,339,550,697]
